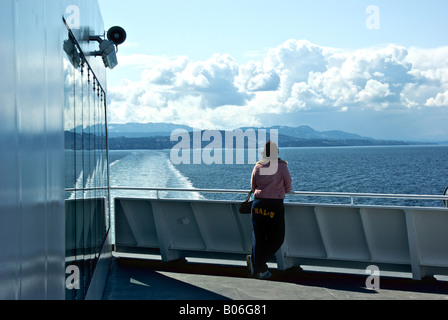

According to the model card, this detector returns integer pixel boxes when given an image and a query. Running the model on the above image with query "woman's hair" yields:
[262,141,279,159]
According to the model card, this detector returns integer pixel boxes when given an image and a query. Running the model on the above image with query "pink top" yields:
[251,159,292,199]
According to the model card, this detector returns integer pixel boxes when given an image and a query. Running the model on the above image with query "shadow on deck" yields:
[102,256,448,301]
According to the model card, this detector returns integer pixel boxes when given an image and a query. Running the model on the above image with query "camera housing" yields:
[99,40,118,69]
[88,26,127,69]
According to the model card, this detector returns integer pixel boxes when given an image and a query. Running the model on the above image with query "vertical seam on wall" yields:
[13,0,22,300]
[42,0,49,299]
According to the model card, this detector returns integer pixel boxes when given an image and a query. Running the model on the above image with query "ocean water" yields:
[109,145,448,208]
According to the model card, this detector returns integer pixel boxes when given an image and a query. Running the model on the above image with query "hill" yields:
[65,123,423,150]
[107,122,192,138]
[104,123,413,150]
[107,122,374,140]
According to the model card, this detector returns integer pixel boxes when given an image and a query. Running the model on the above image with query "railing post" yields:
[151,201,181,262]
[275,243,294,270]
[404,209,425,280]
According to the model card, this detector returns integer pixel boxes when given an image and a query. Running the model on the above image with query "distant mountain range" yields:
[107,122,192,138]
[98,122,429,150]
[107,122,376,140]
[65,122,433,150]
[239,125,375,141]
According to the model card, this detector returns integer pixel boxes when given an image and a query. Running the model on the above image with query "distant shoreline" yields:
[65,122,440,151]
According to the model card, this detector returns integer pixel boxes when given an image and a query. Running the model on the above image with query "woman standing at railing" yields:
[247,141,292,279]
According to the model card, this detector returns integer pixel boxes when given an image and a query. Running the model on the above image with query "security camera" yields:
[88,26,127,69]
[99,40,118,69]
[89,39,118,69]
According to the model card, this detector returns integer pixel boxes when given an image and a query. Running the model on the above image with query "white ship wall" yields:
[0,0,108,300]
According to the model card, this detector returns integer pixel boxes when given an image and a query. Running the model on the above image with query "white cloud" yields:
[308,67,359,107]
[108,39,448,138]
[142,56,189,85]
[357,79,392,105]
[426,90,448,107]
[235,60,280,92]
[265,40,327,79]
[285,82,325,111]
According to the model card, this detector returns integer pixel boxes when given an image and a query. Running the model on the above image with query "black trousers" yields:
[251,199,285,274]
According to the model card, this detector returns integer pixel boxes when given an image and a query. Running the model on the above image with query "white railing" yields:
[113,193,448,280]
[109,186,448,208]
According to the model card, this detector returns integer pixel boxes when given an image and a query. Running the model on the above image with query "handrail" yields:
[108,186,448,199]
[66,187,109,192]
[108,186,448,207]
[65,186,448,207]
[110,186,249,194]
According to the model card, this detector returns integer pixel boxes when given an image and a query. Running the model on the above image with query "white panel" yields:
[412,210,448,266]
[232,204,254,251]
[0,0,21,300]
[0,0,107,300]
[284,205,326,258]
[314,206,370,260]
[155,201,206,251]
[114,200,138,246]
[16,0,49,300]
[360,208,410,263]
[121,200,159,247]
[191,202,247,253]
[45,0,66,295]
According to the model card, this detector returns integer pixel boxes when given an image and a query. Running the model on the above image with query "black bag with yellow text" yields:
[239,191,253,214]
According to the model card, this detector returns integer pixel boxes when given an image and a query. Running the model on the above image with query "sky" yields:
[98,0,448,141]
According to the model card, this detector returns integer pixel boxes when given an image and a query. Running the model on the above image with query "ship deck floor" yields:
[102,253,448,301]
